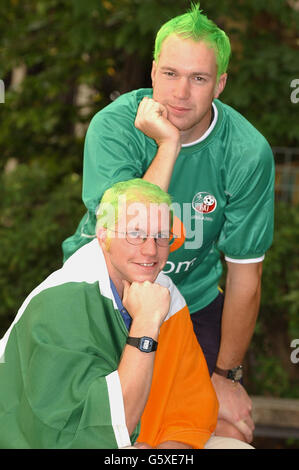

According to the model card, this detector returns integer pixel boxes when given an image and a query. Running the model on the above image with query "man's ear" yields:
[151,60,157,87]
[96,227,108,251]
[214,73,227,99]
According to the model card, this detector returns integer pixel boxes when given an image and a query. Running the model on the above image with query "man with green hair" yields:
[0,179,255,449]
[62,4,274,444]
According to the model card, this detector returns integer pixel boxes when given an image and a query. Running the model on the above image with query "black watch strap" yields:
[214,365,243,382]
[126,336,158,353]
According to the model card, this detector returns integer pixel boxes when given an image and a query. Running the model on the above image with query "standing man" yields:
[63,4,274,443]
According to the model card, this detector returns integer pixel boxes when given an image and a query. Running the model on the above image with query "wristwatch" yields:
[126,336,158,353]
[214,365,243,383]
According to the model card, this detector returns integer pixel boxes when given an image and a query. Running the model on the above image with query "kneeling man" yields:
[0,179,251,449]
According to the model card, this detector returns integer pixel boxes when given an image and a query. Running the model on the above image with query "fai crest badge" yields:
[192,192,217,214]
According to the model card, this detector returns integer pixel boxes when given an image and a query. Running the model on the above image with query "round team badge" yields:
[192,192,217,214]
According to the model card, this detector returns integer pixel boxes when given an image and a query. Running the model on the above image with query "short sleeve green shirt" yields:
[62,88,274,313]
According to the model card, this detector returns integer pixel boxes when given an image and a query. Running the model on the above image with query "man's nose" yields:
[140,237,158,255]
[174,77,190,100]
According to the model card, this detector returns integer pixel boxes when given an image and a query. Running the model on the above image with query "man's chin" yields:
[129,273,159,285]
[167,115,195,133]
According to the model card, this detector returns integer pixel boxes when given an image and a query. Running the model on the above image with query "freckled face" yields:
[151,34,227,143]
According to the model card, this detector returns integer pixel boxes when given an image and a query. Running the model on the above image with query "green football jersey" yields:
[62,88,274,313]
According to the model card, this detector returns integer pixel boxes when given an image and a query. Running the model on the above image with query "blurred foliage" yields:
[0,162,85,333]
[246,201,299,398]
[0,0,299,401]
[0,0,298,171]
[262,202,299,341]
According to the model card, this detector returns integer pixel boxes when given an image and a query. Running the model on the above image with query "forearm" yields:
[143,141,181,191]
[135,97,181,192]
[118,347,155,436]
[118,319,160,436]
[216,263,262,368]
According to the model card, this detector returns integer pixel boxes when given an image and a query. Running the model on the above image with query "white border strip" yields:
[0,240,117,360]
[156,272,186,323]
[225,255,265,264]
[105,371,131,449]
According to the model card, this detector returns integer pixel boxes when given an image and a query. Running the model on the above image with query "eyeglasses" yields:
[107,228,177,247]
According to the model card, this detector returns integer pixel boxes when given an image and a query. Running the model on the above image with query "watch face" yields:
[228,366,243,381]
[140,337,153,352]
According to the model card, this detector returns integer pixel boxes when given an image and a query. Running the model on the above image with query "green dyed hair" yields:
[96,179,173,234]
[154,2,231,80]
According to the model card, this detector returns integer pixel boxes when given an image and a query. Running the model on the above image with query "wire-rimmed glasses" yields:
[106,228,177,247]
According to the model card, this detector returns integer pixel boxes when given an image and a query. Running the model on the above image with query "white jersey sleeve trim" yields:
[105,371,131,449]
[224,255,265,264]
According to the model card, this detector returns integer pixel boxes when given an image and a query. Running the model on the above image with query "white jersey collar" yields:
[181,102,218,148]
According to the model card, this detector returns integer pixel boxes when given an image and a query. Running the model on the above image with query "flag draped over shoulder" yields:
[0,239,218,449]
[0,240,133,449]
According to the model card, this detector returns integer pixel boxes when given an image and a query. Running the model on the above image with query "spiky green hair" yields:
[153,2,231,80]
[96,178,173,234]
